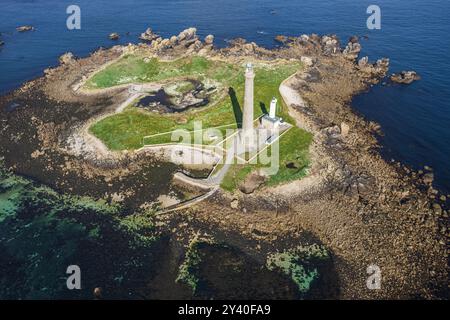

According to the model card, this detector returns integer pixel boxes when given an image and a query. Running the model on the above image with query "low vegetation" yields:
[176,238,203,293]
[266,244,330,296]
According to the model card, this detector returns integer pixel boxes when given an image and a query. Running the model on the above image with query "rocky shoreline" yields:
[0,27,447,299]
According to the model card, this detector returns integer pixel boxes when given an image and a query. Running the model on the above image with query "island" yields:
[0,27,447,299]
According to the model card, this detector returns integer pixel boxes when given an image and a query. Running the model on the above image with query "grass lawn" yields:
[87,54,312,188]
[86,55,230,88]
[220,127,313,191]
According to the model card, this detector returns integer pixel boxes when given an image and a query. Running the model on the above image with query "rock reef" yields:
[390,71,421,84]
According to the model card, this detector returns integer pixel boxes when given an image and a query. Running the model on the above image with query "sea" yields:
[1,0,449,193]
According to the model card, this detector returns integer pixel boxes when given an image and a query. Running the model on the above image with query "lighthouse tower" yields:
[269,97,277,118]
[242,63,255,141]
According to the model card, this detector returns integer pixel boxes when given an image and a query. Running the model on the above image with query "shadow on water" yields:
[194,243,301,300]
[228,87,242,128]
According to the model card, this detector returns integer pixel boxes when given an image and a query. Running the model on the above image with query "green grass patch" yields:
[86,55,221,88]
[220,127,313,191]
[88,55,312,187]
[89,56,303,150]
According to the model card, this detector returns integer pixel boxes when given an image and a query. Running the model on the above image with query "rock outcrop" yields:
[357,57,390,83]
[390,71,421,84]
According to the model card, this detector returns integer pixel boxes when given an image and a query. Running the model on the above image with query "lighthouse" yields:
[242,63,255,140]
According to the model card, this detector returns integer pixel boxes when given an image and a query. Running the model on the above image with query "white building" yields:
[261,97,282,130]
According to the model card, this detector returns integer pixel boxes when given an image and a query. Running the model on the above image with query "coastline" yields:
[0,28,447,299]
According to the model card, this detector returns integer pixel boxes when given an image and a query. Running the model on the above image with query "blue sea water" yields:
[1,0,449,193]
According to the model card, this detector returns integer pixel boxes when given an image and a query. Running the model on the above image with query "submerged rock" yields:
[349,35,359,44]
[109,32,120,40]
[275,35,288,44]
[390,71,421,84]
[17,25,34,32]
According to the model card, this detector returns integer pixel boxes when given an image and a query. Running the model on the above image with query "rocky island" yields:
[0,27,447,299]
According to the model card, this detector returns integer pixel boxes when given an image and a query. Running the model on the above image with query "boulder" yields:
[16,25,34,32]
[301,56,314,67]
[340,122,350,137]
[189,40,203,50]
[372,58,390,78]
[243,42,257,54]
[151,37,162,49]
[239,172,267,194]
[358,56,369,68]
[343,41,361,59]
[160,38,171,48]
[422,172,434,185]
[390,71,421,84]
[59,52,74,65]
[169,35,178,44]
[204,34,214,45]
[359,58,390,82]
[139,28,159,42]
[229,38,247,46]
[321,35,340,56]
[109,33,120,40]
[230,199,239,209]
[177,27,197,42]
